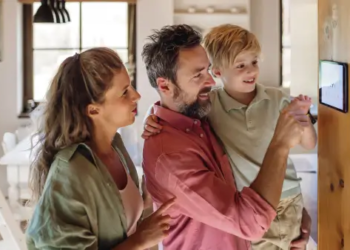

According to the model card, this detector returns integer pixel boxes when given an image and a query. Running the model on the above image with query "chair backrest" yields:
[2,132,17,154]
[0,191,28,250]
[15,126,32,142]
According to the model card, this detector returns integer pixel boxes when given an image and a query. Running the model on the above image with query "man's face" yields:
[173,45,216,119]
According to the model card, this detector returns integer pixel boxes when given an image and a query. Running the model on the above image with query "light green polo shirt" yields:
[208,84,301,199]
[26,133,142,250]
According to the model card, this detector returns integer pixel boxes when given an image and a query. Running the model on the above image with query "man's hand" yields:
[141,115,162,139]
[271,109,309,150]
[286,95,312,115]
[290,208,312,250]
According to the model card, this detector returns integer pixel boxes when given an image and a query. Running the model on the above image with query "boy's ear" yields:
[211,68,222,78]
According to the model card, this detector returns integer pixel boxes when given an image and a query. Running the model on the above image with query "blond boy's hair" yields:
[203,24,261,69]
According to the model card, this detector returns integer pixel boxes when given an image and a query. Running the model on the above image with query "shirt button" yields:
[194,120,198,124]
[186,128,190,132]
[200,133,204,138]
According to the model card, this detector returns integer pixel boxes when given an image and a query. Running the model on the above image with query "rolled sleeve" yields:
[155,151,276,240]
[26,166,97,250]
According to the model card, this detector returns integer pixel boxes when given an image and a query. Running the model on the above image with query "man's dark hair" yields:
[142,24,202,88]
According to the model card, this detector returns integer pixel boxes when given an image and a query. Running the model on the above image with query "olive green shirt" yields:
[26,133,141,250]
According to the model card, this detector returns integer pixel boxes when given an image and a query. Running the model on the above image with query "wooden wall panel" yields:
[318,0,350,249]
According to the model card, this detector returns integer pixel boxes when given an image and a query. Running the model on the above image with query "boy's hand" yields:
[141,115,162,139]
[290,208,312,249]
[287,95,312,114]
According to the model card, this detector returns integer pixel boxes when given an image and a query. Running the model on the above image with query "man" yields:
[141,24,310,250]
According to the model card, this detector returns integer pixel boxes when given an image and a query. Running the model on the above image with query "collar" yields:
[153,101,206,132]
[55,133,123,163]
[218,84,271,112]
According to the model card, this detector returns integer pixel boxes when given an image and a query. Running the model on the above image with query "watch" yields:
[307,109,317,124]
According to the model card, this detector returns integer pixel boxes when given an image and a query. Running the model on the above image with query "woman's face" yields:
[88,67,141,131]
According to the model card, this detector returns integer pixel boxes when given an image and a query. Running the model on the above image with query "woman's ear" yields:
[86,104,100,119]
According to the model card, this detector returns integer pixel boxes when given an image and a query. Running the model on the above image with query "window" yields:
[22,2,135,114]
[281,0,291,88]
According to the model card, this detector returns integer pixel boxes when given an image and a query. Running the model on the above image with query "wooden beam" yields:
[318,0,350,249]
[19,0,136,4]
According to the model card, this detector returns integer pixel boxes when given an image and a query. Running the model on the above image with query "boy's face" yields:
[215,51,260,93]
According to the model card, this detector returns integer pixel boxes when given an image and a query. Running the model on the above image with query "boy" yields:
[142,24,316,250]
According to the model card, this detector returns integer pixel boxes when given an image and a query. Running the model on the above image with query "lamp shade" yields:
[33,0,54,23]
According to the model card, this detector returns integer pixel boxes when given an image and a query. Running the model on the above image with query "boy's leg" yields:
[251,193,304,250]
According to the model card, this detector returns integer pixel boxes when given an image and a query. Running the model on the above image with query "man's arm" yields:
[250,109,308,209]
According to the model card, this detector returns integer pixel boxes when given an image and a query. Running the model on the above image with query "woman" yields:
[26,47,175,250]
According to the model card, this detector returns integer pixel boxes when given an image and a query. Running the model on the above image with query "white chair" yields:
[1,132,33,222]
[15,126,32,142]
[0,190,27,250]
[0,132,17,198]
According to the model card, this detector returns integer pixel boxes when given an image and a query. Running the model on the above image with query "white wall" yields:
[289,0,318,98]
[0,0,29,156]
[251,0,281,87]
[122,0,174,165]
[0,0,282,162]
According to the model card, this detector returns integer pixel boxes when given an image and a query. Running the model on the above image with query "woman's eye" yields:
[123,89,128,96]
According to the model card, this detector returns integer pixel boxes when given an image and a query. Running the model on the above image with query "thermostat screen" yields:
[319,61,347,111]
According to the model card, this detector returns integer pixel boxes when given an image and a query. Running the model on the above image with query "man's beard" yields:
[173,86,212,119]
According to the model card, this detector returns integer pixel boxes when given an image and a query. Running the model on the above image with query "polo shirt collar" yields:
[218,84,271,112]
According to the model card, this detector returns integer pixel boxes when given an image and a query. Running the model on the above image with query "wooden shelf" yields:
[174,9,247,15]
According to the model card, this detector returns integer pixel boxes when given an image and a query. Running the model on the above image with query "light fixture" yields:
[33,0,54,23]
[33,0,70,23]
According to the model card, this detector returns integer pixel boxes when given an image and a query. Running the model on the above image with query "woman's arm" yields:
[141,175,153,209]
[112,235,142,250]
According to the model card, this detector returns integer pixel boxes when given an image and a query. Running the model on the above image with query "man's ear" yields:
[211,68,222,78]
[157,77,175,96]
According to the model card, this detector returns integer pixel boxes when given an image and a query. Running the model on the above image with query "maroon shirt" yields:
[142,102,276,250]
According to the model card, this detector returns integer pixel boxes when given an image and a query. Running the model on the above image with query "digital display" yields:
[319,60,348,113]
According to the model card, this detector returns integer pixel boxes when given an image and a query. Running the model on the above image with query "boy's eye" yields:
[237,64,244,69]
[253,60,258,65]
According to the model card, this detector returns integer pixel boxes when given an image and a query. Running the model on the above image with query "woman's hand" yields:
[131,198,175,249]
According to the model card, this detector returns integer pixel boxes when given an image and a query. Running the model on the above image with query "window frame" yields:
[280,0,291,88]
[20,3,135,117]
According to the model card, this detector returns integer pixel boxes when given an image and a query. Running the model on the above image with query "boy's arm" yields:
[142,105,162,139]
[300,117,317,149]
